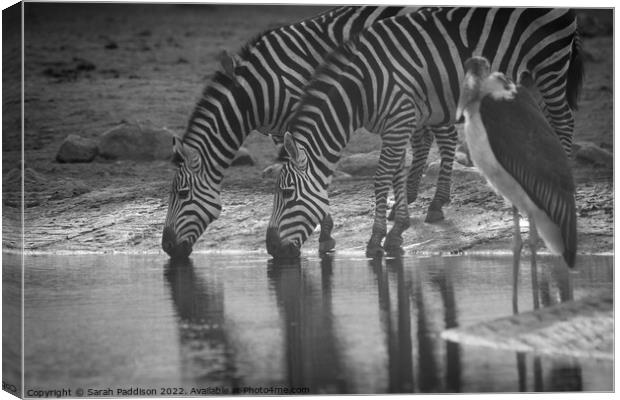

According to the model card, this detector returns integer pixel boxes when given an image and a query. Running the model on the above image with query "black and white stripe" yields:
[398,7,583,223]
[267,7,582,256]
[161,6,417,257]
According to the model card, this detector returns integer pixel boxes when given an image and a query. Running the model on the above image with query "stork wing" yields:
[480,87,577,267]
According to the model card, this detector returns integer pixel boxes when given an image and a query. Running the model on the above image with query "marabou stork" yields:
[455,57,577,313]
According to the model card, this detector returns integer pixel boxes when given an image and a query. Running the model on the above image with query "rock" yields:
[338,150,414,176]
[331,170,353,181]
[337,151,380,176]
[231,146,255,166]
[56,134,98,163]
[98,123,174,161]
[426,160,482,182]
[104,40,119,50]
[574,141,613,168]
[74,57,96,72]
[49,180,90,201]
[42,58,97,81]
[455,151,472,167]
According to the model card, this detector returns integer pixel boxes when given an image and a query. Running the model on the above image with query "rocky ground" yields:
[2,4,613,257]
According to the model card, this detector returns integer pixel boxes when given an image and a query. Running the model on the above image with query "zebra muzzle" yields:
[266,227,300,259]
[162,226,193,259]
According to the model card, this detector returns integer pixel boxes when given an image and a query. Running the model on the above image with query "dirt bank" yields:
[2,5,613,256]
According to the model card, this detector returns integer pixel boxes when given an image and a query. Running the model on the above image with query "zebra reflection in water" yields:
[164,259,237,386]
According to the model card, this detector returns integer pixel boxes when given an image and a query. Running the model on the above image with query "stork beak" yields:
[456,57,489,124]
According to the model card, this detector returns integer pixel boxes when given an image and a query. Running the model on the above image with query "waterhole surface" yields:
[4,253,613,394]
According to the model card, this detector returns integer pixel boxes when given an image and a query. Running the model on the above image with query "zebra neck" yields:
[293,57,414,182]
[293,97,362,187]
[183,74,256,186]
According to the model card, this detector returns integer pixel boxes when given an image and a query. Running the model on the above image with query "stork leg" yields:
[565,269,574,302]
[528,216,540,310]
[512,206,523,314]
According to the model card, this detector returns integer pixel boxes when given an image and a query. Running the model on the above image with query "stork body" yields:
[457,57,577,311]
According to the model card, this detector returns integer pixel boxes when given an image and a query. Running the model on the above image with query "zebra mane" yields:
[204,70,236,93]
[238,7,343,61]
[183,71,249,141]
[238,26,281,60]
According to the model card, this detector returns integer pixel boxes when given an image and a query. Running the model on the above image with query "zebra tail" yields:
[566,31,585,111]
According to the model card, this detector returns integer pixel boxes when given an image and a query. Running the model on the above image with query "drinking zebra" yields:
[161,6,420,258]
[266,7,583,258]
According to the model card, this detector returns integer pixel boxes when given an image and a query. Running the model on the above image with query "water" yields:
[4,253,613,394]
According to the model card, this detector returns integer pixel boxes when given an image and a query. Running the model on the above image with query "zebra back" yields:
[290,7,580,160]
[265,7,582,252]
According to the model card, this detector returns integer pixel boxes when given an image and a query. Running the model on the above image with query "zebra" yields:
[393,124,458,223]
[161,6,423,258]
[266,7,583,258]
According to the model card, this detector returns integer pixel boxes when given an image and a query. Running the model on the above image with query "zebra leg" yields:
[425,125,457,223]
[367,144,405,257]
[384,151,411,255]
[387,127,432,221]
[318,213,336,254]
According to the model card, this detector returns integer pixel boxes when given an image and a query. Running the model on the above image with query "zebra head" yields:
[266,132,329,258]
[162,136,221,259]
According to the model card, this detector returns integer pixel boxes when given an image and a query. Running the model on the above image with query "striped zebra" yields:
[266,7,583,258]
[398,92,552,224]
[161,6,420,258]
[393,124,458,223]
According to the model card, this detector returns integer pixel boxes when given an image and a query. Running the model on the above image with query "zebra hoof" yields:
[424,209,445,223]
[365,242,384,258]
[385,245,404,257]
[319,238,336,254]
[384,234,404,250]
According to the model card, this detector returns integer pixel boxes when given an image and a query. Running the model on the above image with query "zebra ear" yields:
[283,132,299,163]
[283,131,308,170]
[172,136,185,161]
[172,136,201,171]
[219,50,237,79]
